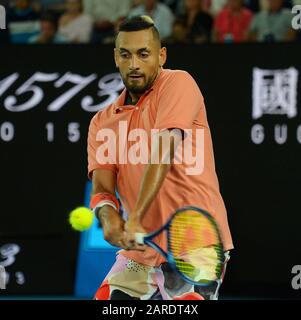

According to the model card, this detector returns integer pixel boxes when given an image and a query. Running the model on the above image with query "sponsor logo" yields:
[251,68,300,145]
[0,5,6,30]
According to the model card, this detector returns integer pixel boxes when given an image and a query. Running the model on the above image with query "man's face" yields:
[173,22,188,42]
[16,0,30,10]
[268,0,283,11]
[41,21,56,39]
[115,29,166,95]
[185,0,200,11]
[66,0,82,14]
[145,0,156,11]
[228,0,242,10]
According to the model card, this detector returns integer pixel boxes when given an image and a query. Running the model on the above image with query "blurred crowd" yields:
[0,0,300,44]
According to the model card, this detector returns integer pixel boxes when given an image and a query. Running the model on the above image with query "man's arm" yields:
[125,129,183,244]
[92,169,130,249]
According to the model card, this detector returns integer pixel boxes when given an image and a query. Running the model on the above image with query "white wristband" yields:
[93,200,118,217]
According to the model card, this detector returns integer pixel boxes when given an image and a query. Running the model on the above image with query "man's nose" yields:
[129,55,139,70]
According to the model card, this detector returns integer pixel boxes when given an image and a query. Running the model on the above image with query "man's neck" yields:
[269,7,282,14]
[128,93,141,105]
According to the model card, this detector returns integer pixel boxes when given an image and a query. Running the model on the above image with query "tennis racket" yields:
[135,206,225,286]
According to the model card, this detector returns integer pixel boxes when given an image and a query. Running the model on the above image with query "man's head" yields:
[267,0,284,12]
[172,19,188,43]
[145,0,157,12]
[40,13,58,40]
[15,0,31,10]
[66,0,83,15]
[114,16,167,96]
[227,0,243,11]
[185,0,201,12]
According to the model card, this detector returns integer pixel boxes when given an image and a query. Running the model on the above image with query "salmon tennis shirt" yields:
[87,69,234,267]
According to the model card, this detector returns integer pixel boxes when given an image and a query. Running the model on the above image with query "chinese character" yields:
[252,67,299,119]
[0,5,6,30]
[0,265,6,289]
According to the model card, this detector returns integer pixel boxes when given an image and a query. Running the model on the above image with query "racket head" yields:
[166,206,225,286]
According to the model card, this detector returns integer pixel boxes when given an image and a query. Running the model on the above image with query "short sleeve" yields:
[87,113,117,180]
[154,71,204,131]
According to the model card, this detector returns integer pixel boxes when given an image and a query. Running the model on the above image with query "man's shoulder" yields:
[158,69,196,88]
[89,103,115,126]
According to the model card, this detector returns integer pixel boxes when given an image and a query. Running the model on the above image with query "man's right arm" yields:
[91,169,128,249]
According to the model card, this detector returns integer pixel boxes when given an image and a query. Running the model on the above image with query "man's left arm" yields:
[125,129,182,247]
[125,71,203,247]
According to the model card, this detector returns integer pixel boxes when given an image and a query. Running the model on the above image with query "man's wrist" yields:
[96,205,116,221]
[129,211,143,223]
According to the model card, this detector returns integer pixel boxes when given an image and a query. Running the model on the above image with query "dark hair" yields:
[117,15,161,46]
[40,12,58,30]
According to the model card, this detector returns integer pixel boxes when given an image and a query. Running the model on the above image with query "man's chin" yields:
[126,85,147,94]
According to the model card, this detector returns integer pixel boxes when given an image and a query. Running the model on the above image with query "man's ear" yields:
[159,47,167,67]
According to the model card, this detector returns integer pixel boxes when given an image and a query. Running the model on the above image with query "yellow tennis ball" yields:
[69,207,94,231]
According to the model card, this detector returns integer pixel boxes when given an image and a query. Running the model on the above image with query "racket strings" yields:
[168,210,224,283]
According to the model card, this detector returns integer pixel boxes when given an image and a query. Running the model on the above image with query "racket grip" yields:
[135,233,146,244]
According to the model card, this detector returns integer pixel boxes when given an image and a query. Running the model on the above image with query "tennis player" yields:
[88,15,233,300]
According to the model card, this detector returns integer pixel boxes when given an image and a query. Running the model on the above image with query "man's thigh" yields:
[94,255,158,300]
[156,251,231,300]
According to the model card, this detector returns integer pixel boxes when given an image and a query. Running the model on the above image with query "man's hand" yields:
[124,216,147,251]
[97,205,128,249]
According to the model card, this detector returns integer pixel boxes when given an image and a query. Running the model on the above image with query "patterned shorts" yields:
[94,251,230,300]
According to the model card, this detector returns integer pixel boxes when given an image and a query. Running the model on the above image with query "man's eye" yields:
[140,52,149,58]
[120,53,130,58]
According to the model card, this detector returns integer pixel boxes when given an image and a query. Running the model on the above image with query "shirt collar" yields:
[113,69,164,113]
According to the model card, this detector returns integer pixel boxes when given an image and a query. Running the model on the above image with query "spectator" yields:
[165,18,189,43]
[247,0,295,41]
[7,0,40,43]
[128,0,175,39]
[132,0,144,8]
[36,0,66,14]
[83,0,131,43]
[102,17,126,44]
[210,0,227,15]
[200,0,214,13]
[213,0,253,42]
[177,0,213,43]
[244,0,260,12]
[58,0,93,43]
[256,0,293,11]
[29,12,66,43]
[160,0,181,12]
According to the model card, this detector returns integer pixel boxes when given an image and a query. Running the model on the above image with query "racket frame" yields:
[142,206,225,286]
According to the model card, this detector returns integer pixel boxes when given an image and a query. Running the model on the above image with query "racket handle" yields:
[135,233,146,244]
